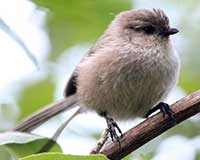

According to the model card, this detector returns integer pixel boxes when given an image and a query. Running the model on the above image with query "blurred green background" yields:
[0,0,199,160]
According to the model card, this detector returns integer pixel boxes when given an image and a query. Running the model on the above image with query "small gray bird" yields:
[64,8,180,139]
[14,9,180,141]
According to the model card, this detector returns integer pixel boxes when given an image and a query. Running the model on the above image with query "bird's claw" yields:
[106,117,123,142]
[144,102,175,122]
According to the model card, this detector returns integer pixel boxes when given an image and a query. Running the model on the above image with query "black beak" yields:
[161,28,179,37]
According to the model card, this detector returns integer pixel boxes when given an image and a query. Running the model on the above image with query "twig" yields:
[100,90,200,160]
[38,107,82,153]
[90,128,109,154]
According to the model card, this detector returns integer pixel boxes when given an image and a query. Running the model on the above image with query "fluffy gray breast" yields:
[77,40,180,119]
[99,41,179,118]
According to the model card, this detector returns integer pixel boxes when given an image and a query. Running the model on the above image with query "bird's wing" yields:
[64,46,96,97]
[64,32,111,97]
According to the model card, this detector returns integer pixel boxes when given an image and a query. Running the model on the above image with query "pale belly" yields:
[94,68,176,119]
[77,48,179,120]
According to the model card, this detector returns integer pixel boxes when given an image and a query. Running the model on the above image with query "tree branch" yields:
[100,90,200,160]
[90,128,109,154]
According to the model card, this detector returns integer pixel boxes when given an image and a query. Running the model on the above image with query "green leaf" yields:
[196,152,200,160]
[21,153,108,160]
[0,103,18,131]
[123,154,134,160]
[166,120,200,138]
[32,0,132,60]
[139,152,154,160]
[0,17,39,69]
[179,67,200,94]
[17,78,55,120]
[0,146,13,160]
[0,132,62,158]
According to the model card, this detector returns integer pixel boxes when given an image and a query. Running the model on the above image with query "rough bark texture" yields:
[100,90,200,160]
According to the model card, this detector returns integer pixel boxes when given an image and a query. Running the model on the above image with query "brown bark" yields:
[100,90,200,160]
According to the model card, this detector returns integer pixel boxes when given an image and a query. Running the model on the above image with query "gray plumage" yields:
[65,9,180,120]
[14,8,180,133]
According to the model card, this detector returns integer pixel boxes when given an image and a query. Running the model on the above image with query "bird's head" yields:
[109,9,178,45]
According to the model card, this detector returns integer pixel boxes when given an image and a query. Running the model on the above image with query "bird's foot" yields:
[105,116,123,142]
[144,102,175,121]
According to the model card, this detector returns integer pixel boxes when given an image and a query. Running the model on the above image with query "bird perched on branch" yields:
[14,8,180,142]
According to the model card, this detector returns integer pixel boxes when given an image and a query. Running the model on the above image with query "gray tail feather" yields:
[13,94,78,132]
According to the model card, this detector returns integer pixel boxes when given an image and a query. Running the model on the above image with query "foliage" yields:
[32,0,132,60]
[139,152,154,160]
[20,153,108,160]
[0,132,62,158]
[0,0,200,159]
[0,17,38,68]
[17,78,55,120]
[196,152,200,160]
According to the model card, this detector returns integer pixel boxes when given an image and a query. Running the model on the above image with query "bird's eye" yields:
[142,26,155,34]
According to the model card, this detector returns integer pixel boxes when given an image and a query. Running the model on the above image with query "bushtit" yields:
[14,9,180,141]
